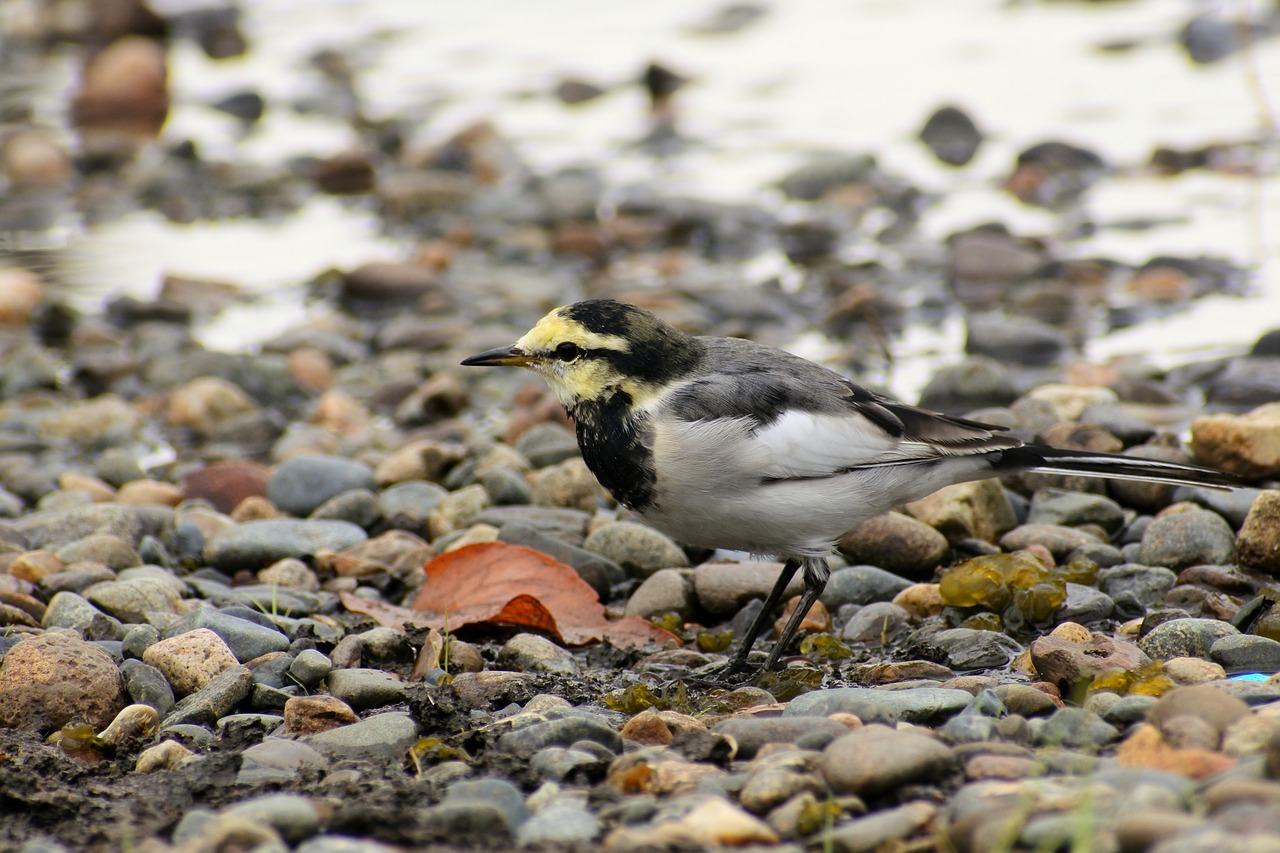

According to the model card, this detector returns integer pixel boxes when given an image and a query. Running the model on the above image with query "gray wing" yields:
[660,337,1022,478]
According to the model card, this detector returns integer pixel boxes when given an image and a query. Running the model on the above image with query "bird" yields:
[462,299,1244,677]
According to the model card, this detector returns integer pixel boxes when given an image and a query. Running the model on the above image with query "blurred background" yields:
[1,0,1277,401]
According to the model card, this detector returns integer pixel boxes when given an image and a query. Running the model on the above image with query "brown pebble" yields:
[964,754,1042,780]
[620,709,673,745]
[117,479,184,506]
[182,459,272,514]
[283,694,358,734]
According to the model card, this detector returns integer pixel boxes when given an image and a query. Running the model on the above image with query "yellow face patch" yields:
[513,308,666,408]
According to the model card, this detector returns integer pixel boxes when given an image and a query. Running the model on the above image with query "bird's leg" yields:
[720,557,801,677]
[761,556,829,673]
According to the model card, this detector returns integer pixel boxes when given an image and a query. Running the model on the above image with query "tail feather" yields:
[998,445,1245,491]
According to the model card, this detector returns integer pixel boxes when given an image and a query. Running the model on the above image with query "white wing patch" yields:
[751,410,944,479]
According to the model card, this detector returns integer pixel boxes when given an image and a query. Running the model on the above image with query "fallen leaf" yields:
[409,627,445,681]
[360,542,675,648]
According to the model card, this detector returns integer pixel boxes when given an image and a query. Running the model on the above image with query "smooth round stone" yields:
[1138,618,1240,660]
[583,521,688,578]
[439,777,529,834]
[965,313,1070,366]
[837,513,949,580]
[288,648,333,688]
[9,503,174,550]
[426,484,490,538]
[692,561,803,617]
[1098,694,1159,726]
[515,422,580,468]
[516,796,600,846]
[821,565,914,610]
[267,455,376,518]
[83,577,185,623]
[0,631,126,730]
[122,624,160,659]
[284,694,358,735]
[204,519,368,571]
[161,664,254,728]
[528,746,604,781]
[1139,509,1236,570]
[308,488,378,528]
[624,568,696,620]
[1036,707,1119,748]
[222,792,323,843]
[713,716,852,759]
[375,480,448,528]
[999,524,1103,559]
[497,633,580,674]
[841,602,911,644]
[1026,489,1125,531]
[496,716,622,759]
[1211,635,1280,672]
[120,658,175,718]
[237,739,330,785]
[477,466,531,506]
[1097,564,1178,607]
[324,668,407,710]
[166,608,290,663]
[786,686,974,725]
[53,534,141,570]
[991,684,1059,718]
[820,724,956,797]
[302,711,419,761]
[1057,582,1115,625]
[41,590,124,640]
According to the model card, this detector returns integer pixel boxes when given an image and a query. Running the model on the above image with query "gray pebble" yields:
[53,534,141,570]
[840,601,911,644]
[714,716,851,760]
[309,488,379,528]
[1056,582,1115,625]
[161,664,254,728]
[1099,694,1158,726]
[1026,488,1126,531]
[820,565,913,609]
[1138,617,1240,660]
[122,624,160,659]
[204,519,368,572]
[83,577,185,623]
[529,746,605,781]
[296,836,399,853]
[693,561,804,617]
[120,658,175,718]
[476,466,531,505]
[821,724,956,797]
[1097,564,1177,608]
[268,455,376,518]
[516,796,600,846]
[41,591,124,641]
[302,711,419,761]
[237,739,330,786]
[1139,509,1236,570]
[786,686,973,725]
[999,524,1103,559]
[167,608,290,662]
[624,568,696,620]
[324,668,407,710]
[515,422,580,468]
[223,792,323,843]
[1036,707,1120,749]
[289,649,332,688]
[497,633,579,674]
[1210,634,1280,672]
[965,312,1070,366]
[10,503,173,550]
[921,628,1024,670]
[583,521,688,577]
[375,480,448,532]
[497,716,622,758]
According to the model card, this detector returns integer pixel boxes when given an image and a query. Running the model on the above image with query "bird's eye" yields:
[554,342,583,361]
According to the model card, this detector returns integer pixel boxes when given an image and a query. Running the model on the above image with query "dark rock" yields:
[919,105,983,167]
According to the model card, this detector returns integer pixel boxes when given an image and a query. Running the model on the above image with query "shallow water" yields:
[59,0,1280,397]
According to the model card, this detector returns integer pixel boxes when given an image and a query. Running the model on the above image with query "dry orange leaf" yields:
[347,542,676,649]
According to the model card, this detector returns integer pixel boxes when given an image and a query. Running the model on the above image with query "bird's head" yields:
[462,300,702,410]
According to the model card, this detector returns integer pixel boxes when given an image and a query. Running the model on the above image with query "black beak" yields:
[460,345,535,367]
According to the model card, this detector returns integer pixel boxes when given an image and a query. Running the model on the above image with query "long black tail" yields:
[998,445,1245,490]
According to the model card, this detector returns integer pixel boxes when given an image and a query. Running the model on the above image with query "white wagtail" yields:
[463,299,1242,676]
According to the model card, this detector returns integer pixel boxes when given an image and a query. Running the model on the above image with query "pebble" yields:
[999,523,1103,559]
[167,608,290,662]
[1139,508,1236,570]
[821,565,913,609]
[41,590,124,640]
[786,686,973,725]
[692,560,804,616]
[1211,635,1280,671]
[1191,404,1280,479]
[714,716,853,759]
[820,724,956,797]
[837,512,949,580]
[324,668,407,710]
[1235,489,1280,574]
[516,794,600,846]
[1026,488,1125,531]
[268,454,377,517]
[283,694,358,734]
[204,519,368,571]
[497,715,623,758]
[583,521,688,577]
[840,601,911,644]
[624,568,697,620]
[903,479,1017,544]
[0,631,126,731]
[922,628,1024,670]
[121,658,175,717]
[161,664,253,727]
[1138,618,1241,660]
[302,711,420,761]
[1036,707,1119,749]
[143,628,240,696]
[497,632,580,674]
